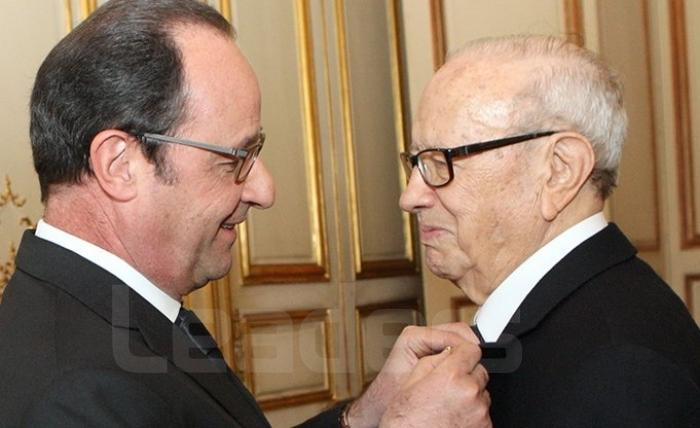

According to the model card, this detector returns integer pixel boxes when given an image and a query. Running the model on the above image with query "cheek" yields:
[443,183,507,252]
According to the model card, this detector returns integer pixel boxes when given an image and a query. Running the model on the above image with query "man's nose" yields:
[241,159,275,209]
[399,168,434,213]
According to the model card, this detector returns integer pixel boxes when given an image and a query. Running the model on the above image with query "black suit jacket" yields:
[0,231,343,427]
[479,224,700,427]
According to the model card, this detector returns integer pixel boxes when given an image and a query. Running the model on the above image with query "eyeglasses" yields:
[140,129,265,183]
[400,131,558,188]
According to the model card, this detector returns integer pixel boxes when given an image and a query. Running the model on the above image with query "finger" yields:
[471,364,489,390]
[398,326,474,358]
[434,341,483,374]
[430,322,481,345]
[481,387,491,409]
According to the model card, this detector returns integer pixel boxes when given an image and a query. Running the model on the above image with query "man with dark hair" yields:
[400,34,700,426]
[0,0,491,427]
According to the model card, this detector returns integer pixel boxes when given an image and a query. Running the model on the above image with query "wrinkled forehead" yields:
[412,58,532,150]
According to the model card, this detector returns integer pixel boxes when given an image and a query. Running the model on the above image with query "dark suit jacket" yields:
[478,224,700,427]
[0,231,343,427]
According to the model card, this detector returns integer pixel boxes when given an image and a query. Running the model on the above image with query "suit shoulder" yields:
[563,344,700,427]
[23,368,186,427]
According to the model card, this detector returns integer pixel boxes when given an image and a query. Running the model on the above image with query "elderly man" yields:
[0,1,491,427]
[400,35,700,426]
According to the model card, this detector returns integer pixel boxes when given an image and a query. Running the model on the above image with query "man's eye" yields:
[222,161,241,173]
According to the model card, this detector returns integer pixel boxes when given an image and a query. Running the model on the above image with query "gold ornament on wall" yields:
[0,175,26,209]
[0,173,35,302]
[0,243,18,303]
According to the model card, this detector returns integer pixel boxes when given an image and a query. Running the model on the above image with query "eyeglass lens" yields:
[237,143,262,182]
[417,150,451,186]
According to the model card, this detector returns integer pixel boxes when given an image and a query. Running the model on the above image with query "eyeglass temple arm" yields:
[141,133,250,157]
[455,131,559,156]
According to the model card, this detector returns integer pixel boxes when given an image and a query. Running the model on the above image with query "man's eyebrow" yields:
[240,129,264,147]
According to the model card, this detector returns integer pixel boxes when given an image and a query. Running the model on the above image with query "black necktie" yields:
[175,307,227,370]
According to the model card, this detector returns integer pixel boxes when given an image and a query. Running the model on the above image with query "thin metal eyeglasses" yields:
[400,131,559,188]
[140,129,265,183]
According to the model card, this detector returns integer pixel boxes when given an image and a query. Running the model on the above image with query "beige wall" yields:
[0,1,65,295]
[1,1,699,426]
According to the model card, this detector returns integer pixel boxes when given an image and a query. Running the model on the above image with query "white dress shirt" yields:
[474,212,608,342]
[35,219,181,322]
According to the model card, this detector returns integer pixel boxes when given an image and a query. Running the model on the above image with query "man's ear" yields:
[89,130,140,201]
[540,132,595,221]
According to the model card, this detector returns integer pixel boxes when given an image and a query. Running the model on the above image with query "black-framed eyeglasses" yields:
[140,129,265,183]
[400,131,559,188]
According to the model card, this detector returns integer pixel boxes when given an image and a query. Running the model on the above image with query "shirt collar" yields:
[474,212,608,342]
[35,219,181,323]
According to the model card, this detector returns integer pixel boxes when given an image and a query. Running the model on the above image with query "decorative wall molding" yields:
[0,243,18,303]
[355,299,419,386]
[636,0,661,252]
[0,174,34,302]
[563,0,584,46]
[429,0,446,70]
[241,309,334,410]
[336,0,419,280]
[0,176,26,209]
[238,0,330,285]
[669,0,700,248]
[597,0,661,252]
[63,0,98,33]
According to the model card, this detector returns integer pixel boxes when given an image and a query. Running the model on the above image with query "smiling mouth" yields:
[220,218,240,230]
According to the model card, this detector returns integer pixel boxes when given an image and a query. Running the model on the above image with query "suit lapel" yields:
[15,230,269,428]
[131,296,270,428]
[502,223,637,339]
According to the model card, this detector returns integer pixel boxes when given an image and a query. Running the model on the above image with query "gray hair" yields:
[449,35,627,199]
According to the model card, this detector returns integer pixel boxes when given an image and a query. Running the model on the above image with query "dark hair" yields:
[30,0,233,201]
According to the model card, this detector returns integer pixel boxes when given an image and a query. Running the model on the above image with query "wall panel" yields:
[670,0,700,248]
[443,0,567,50]
[355,300,419,386]
[336,0,418,279]
[599,0,661,252]
[241,309,334,410]
[234,0,329,284]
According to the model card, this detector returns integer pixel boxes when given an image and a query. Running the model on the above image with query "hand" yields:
[345,323,482,428]
[379,342,491,428]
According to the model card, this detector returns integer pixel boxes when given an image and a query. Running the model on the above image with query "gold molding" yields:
[637,0,662,252]
[334,0,361,276]
[596,0,661,252]
[429,0,446,70]
[19,217,36,229]
[218,0,232,22]
[0,176,26,209]
[335,0,419,279]
[0,243,18,303]
[63,0,74,33]
[355,299,419,387]
[80,0,98,19]
[241,309,334,410]
[669,0,700,248]
[238,0,330,285]
[563,0,585,46]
